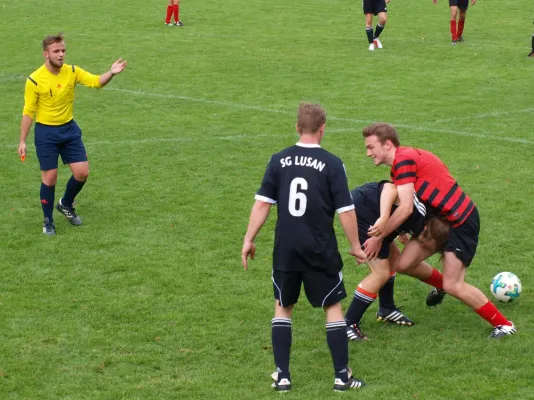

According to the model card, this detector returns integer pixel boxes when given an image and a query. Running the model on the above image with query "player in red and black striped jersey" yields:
[360,123,516,339]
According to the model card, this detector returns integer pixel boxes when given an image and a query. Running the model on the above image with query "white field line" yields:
[433,108,534,124]
[1,73,532,145]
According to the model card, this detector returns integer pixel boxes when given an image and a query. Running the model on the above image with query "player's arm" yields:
[368,182,397,237]
[338,209,366,264]
[331,162,367,263]
[241,200,272,270]
[363,183,414,259]
[376,182,414,239]
[19,79,38,157]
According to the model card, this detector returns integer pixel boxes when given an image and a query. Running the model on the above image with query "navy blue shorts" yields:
[34,120,87,171]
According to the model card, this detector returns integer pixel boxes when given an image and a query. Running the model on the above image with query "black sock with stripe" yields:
[272,318,291,381]
[326,321,349,381]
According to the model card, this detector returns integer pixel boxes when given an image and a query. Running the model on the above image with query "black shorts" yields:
[363,0,387,15]
[357,218,392,260]
[444,207,479,266]
[34,120,87,171]
[272,269,347,308]
[449,0,469,10]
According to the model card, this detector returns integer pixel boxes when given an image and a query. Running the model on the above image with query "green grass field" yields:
[1,0,533,398]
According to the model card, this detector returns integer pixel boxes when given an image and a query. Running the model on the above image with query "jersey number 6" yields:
[288,177,308,217]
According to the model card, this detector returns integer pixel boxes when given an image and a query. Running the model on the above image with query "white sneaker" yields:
[368,42,376,51]
[488,321,517,339]
[165,22,174,26]
[373,38,383,48]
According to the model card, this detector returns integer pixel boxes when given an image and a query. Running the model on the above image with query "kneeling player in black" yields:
[241,103,367,392]
[345,181,450,340]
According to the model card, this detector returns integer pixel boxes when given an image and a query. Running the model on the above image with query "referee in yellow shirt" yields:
[18,33,127,235]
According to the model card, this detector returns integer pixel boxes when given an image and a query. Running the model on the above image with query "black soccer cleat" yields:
[488,322,517,339]
[42,217,56,235]
[426,288,447,306]
[56,198,83,226]
[271,371,291,391]
[528,51,534,57]
[377,307,414,326]
[346,322,369,341]
[333,370,365,392]
[175,20,184,26]
[457,36,464,43]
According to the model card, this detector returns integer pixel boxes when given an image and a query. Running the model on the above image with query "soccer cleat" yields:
[373,38,383,48]
[333,370,365,391]
[452,40,457,45]
[165,22,174,26]
[56,198,83,226]
[527,51,534,57]
[271,371,291,391]
[426,288,446,306]
[368,42,376,51]
[376,307,414,326]
[43,217,56,235]
[457,36,464,42]
[488,322,517,339]
[346,322,368,341]
[175,20,184,26]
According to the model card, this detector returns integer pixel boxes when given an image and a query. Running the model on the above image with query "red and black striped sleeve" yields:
[391,158,417,185]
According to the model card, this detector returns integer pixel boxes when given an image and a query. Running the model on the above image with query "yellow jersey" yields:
[23,63,102,126]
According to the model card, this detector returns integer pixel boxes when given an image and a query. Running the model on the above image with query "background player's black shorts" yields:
[272,269,346,308]
[449,0,469,10]
[358,218,392,259]
[363,0,387,15]
[444,207,479,266]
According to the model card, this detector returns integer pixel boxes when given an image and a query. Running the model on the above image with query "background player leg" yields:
[528,33,534,57]
[345,258,390,339]
[441,252,516,338]
[325,302,364,391]
[41,169,58,235]
[165,0,174,25]
[373,11,387,49]
[173,0,183,26]
[365,14,375,50]
[377,243,414,325]
[271,301,293,391]
[456,9,467,42]
[450,6,459,44]
[395,239,446,305]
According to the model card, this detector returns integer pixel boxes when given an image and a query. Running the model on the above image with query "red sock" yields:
[173,4,179,22]
[165,5,173,24]
[475,301,510,327]
[450,19,457,41]
[457,19,465,38]
[356,285,378,300]
[421,268,443,289]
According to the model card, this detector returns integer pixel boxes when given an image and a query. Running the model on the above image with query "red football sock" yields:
[421,268,443,289]
[173,4,179,22]
[457,19,465,38]
[475,301,510,327]
[450,19,457,41]
[165,5,173,24]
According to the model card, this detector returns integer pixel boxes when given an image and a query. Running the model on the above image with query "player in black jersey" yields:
[241,103,367,392]
[345,181,450,340]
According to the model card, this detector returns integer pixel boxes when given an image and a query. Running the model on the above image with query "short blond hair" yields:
[297,103,326,134]
[43,33,64,51]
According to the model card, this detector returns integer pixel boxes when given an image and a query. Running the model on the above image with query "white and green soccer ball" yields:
[490,272,522,303]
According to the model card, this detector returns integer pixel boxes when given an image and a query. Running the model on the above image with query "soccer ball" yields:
[490,272,522,303]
